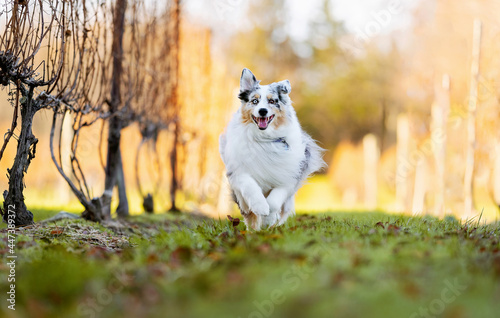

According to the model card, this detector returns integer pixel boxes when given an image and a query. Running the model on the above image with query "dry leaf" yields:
[50,228,63,235]
[375,222,385,229]
[227,215,240,227]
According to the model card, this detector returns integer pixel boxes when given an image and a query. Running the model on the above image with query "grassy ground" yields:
[1,211,500,318]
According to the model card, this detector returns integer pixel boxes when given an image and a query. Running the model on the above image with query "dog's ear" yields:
[240,68,259,93]
[276,80,291,95]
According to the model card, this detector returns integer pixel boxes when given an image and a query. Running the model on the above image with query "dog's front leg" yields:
[264,187,292,227]
[230,174,269,216]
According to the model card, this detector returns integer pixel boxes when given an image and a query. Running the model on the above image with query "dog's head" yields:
[238,68,292,131]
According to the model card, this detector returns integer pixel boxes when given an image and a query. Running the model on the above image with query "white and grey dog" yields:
[219,68,325,230]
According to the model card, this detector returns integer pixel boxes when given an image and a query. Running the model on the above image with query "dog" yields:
[219,68,325,230]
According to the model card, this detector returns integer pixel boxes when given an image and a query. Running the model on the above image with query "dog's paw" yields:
[267,197,283,216]
[251,200,270,216]
[262,212,279,228]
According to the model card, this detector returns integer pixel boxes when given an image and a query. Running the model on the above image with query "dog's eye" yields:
[268,99,274,104]
[251,99,259,105]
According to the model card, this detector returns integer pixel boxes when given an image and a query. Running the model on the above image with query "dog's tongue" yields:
[258,117,268,129]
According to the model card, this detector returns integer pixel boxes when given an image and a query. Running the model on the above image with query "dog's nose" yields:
[259,108,268,116]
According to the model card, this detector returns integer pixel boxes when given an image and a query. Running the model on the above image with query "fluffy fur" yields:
[219,68,325,230]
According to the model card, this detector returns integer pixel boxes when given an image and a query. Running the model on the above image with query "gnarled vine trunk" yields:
[2,86,38,226]
[168,0,181,213]
[97,0,129,220]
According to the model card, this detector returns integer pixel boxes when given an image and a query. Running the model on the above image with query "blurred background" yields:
[2,0,500,221]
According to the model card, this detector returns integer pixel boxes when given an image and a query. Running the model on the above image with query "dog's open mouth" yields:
[252,115,275,130]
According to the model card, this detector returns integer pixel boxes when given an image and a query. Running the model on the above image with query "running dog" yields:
[219,68,325,230]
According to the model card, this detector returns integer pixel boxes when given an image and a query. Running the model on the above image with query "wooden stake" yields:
[431,74,450,217]
[396,114,410,212]
[412,160,427,215]
[363,134,379,210]
[463,19,482,219]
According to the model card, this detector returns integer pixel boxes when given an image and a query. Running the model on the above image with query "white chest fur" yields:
[222,112,305,192]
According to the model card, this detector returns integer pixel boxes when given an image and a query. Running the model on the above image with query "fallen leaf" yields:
[50,228,64,235]
[403,282,420,298]
[375,222,385,229]
[304,239,317,248]
[330,272,345,286]
[207,239,216,248]
[290,253,307,263]
[227,270,244,284]
[87,246,108,259]
[169,246,192,268]
[492,254,500,275]
[218,231,229,239]
[387,224,401,234]
[351,253,369,267]
[256,243,271,254]
[147,253,159,263]
[148,264,166,277]
[227,215,240,227]
[143,284,161,304]
[265,234,283,240]
[207,252,223,261]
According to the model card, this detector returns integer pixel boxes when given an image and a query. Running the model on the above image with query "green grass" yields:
[1,211,500,318]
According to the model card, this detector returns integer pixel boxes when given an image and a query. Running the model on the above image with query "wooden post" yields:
[491,142,500,208]
[396,114,410,212]
[431,74,450,217]
[412,160,427,215]
[363,134,379,210]
[463,19,482,219]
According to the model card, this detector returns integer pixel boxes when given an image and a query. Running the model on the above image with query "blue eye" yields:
[251,99,259,105]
